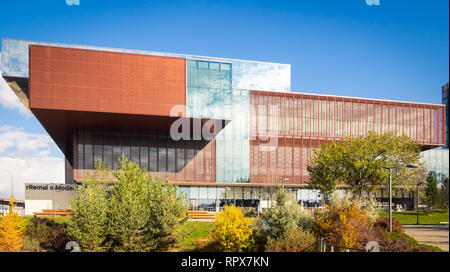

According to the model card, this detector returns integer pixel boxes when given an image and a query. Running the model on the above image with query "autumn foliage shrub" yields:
[314,200,373,250]
[194,232,221,252]
[265,228,318,252]
[373,228,413,252]
[26,216,71,252]
[373,216,403,233]
[213,205,253,252]
[0,196,26,252]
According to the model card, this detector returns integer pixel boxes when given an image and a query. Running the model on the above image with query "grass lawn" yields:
[378,210,449,225]
[170,221,214,252]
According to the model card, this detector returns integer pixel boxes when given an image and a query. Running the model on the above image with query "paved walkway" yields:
[403,224,449,251]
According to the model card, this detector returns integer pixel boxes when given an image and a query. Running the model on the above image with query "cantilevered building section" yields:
[1,38,446,210]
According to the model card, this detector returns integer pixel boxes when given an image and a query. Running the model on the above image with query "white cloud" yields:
[232,61,291,92]
[0,125,53,154]
[0,125,64,200]
[0,53,32,118]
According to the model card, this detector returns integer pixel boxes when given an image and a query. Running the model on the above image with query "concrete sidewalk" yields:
[403,224,449,251]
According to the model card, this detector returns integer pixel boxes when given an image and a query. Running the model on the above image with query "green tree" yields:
[252,188,313,251]
[424,172,441,213]
[440,177,449,211]
[307,131,425,198]
[67,155,188,252]
[106,156,154,252]
[145,173,189,251]
[107,156,189,252]
[67,164,109,252]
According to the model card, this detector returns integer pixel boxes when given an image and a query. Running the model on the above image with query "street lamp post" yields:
[382,164,418,233]
[0,170,13,196]
[385,167,394,233]
[416,181,426,225]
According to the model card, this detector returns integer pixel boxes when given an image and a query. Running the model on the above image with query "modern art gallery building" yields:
[1,38,446,211]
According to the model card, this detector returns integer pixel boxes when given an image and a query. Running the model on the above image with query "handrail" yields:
[320,238,378,252]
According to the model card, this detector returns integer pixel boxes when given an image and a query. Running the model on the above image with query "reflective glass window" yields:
[199,187,208,199]
[208,187,217,200]
[198,61,209,69]
[103,145,112,167]
[235,187,243,199]
[198,68,209,87]
[178,186,190,199]
[187,67,198,87]
[131,146,139,165]
[220,63,231,71]
[225,187,234,199]
[84,144,93,169]
[243,187,251,199]
[209,62,220,70]
[187,60,197,68]
[190,187,199,199]
[140,147,148,170]
[217,187,226,199]
[77,143,84,169]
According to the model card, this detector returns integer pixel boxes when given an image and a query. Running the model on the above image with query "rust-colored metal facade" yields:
[250,90,446,185]
[29,45,186,116]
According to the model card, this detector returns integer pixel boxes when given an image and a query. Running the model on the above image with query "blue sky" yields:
[0,0,448,199]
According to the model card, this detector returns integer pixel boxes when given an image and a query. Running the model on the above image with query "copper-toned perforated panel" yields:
[250,90,446,185]
[29,45,186,116]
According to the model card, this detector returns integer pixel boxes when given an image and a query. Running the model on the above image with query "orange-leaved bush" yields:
[0,195,26,252]
[374,216,403,233]
[265,227,318,252]
[213,205,253,252]
[314,200,373,250]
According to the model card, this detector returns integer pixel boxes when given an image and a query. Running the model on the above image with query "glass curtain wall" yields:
[186,59,250,183]
[420,148,449,181]
[75,131,215,182]
[178,185,262,210]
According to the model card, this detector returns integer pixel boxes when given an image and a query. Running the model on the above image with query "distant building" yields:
[443,82,449,148]
[0,197,25,216]
[24,183,77,216]
[418,82,449,184]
